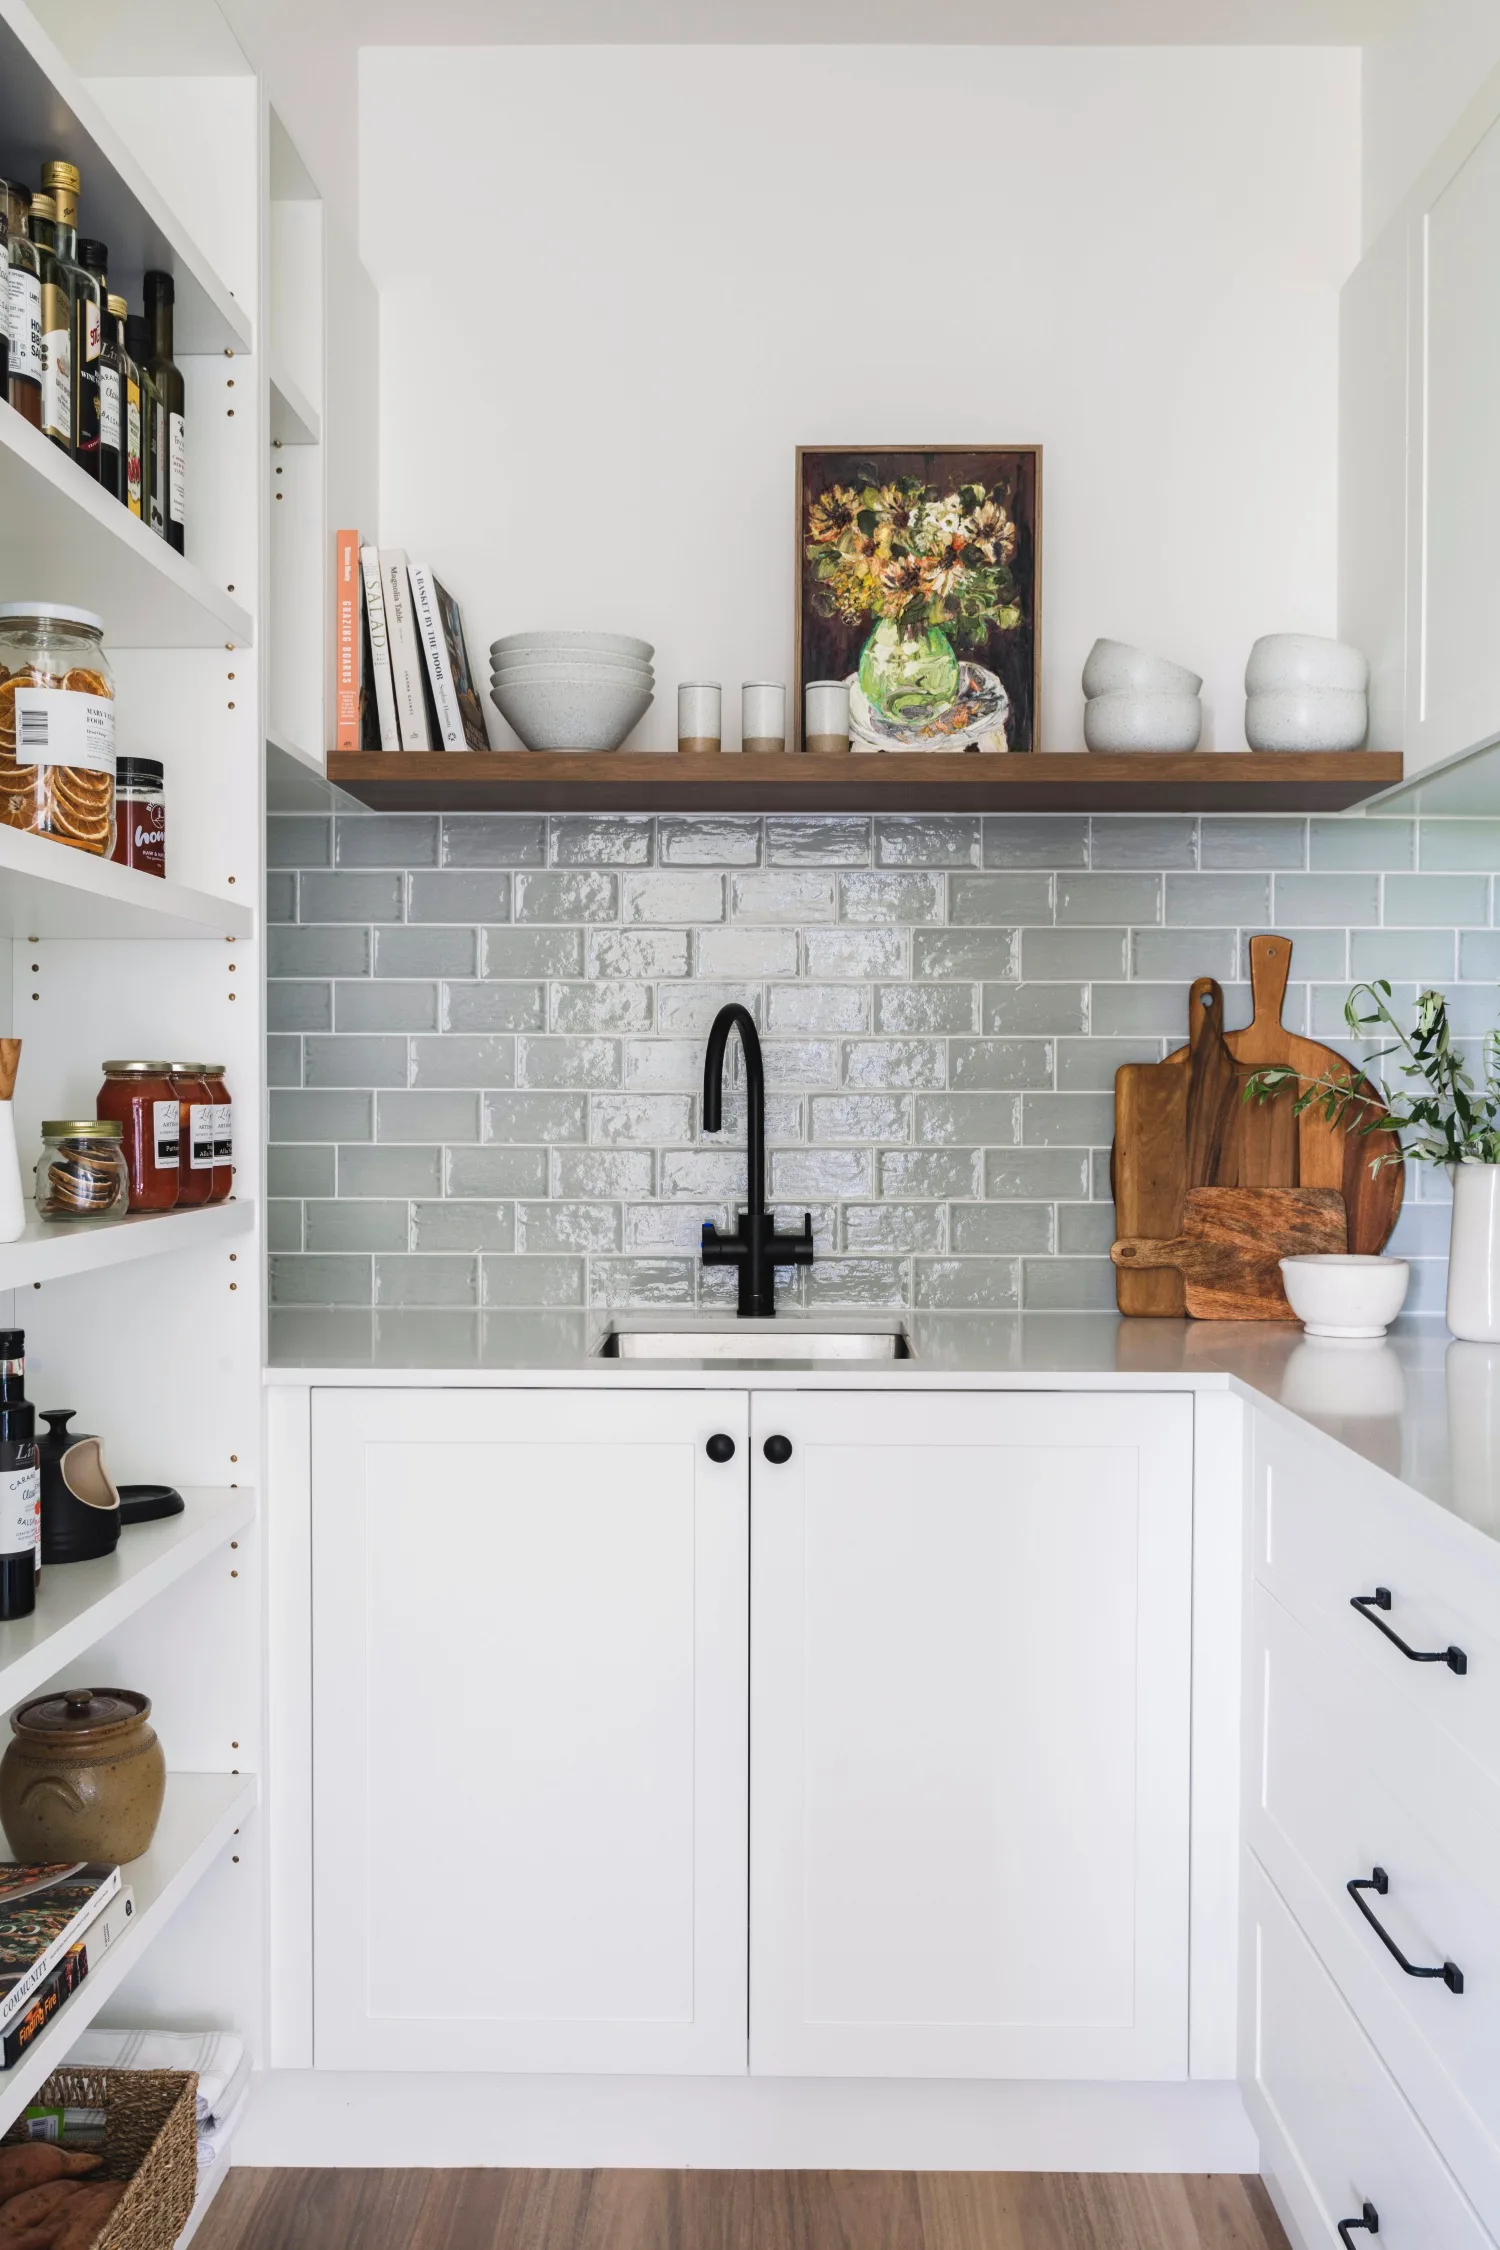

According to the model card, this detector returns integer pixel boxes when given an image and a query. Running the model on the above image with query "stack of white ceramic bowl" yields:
[1245,635,1368,751]
[1081,639,1203,751]
[489,631,655,751]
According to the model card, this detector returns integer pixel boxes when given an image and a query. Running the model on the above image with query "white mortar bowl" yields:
[1279,1253,1411,1339]
[1245,632,1369,695]
[491,673,654,751]
[1246,686,1368,751]
[1082,638,1202,698]
[492,660,654,691]
[491,630,654,666]
[1084,689,1203,752]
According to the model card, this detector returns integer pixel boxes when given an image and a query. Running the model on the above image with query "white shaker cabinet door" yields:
[749,1390,1193,2079]
[311,1387,750,2073]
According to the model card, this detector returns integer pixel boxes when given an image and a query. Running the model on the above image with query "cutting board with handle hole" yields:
[1110,1186,1347,1320]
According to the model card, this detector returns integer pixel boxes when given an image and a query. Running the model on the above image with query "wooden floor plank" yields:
[198,2167,1291,2250]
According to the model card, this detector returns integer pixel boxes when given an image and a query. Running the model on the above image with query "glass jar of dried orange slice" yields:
[0,604,115,857]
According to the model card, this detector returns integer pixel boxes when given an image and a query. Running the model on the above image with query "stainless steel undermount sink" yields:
[599,1319,912,1362]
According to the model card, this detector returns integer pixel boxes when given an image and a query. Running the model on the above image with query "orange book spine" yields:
[335,529,361,751]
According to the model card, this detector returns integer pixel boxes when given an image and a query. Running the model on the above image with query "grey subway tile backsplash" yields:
[268,811,1498,1314]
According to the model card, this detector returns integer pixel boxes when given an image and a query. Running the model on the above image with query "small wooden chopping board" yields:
[1111,1186,1347,1320]
[1111,977,1240,1315]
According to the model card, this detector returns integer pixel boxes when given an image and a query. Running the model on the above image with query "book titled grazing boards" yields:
[0,1863,120,2032]
[408,562,489,752]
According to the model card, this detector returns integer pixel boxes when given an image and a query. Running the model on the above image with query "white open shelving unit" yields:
[0,0,279,2155]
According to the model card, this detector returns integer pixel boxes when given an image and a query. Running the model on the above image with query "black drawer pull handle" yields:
[763,1435,792,1465]
[1351,1587,1467,1674]
[1338,2203,1379,2249]
[1347,1868,1464,1992]
[705,1433,735,1463]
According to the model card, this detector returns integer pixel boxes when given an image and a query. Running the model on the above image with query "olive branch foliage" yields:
[1243,983,1500,1169]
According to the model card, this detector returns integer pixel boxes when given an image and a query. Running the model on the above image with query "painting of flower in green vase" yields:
[795,446,1041,752]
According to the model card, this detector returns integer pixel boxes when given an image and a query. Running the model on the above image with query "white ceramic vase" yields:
[1447,1162,1500,1342]
[0,1104,25,1242]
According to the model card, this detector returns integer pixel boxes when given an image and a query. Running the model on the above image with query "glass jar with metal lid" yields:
[167,1064,214,1207]
[34,1121,127,1221]
[0,604,115,857]
[97,1062,179,1211]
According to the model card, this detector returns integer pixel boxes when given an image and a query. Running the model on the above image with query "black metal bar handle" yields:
[1351,1587,1467,1674]
[1347,1867,1464,1992]
[1338,2202,1379,2249]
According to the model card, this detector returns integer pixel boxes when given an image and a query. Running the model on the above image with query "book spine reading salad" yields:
[359,545,401,753]
[380,548,432,752]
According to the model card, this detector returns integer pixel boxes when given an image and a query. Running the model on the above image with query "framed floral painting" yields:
[795,446,1042,752]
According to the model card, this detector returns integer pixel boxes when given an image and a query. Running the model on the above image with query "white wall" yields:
[361,45,1359,753]
[1362,0,1500,245]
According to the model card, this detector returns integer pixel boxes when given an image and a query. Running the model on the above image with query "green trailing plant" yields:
[1243,983,1500,1168]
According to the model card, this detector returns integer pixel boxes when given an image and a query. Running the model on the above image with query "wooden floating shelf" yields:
[327,750,1405,816]
[0,1772,257,2140]
[0,822,252,940]
[0,410,253,649]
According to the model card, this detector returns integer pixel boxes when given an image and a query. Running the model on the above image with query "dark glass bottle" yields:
[76,237,112,484]
[125,313,156,531]
[0,201,8,400]
[0,1331,39,1620]
[143,271,184,552]
[96,290,128,502]
[39,163,100,475]
[3,182,42,428]
[27,192,71,454]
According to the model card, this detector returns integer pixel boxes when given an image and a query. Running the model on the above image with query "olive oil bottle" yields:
[27,191,72,454]
[143,270,184,553]
[39,163,100,475]
[2,182,42,428]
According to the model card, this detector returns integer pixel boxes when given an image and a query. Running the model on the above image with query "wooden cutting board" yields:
[1111,977,1239,1315]
[1110,1186,1347,1320]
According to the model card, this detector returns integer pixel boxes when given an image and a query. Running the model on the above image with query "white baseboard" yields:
[234,2071,1258,2172]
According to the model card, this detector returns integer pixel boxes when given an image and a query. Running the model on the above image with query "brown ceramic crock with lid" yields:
[0,1685,166,1862]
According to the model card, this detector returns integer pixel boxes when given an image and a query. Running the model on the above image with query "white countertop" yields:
[265,1311,1500,1542]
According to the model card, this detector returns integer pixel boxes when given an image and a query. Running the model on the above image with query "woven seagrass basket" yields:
[4,2068,198,2250]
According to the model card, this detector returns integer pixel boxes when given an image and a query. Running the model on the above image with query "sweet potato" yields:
[0,2182,82,2233]
[0,2231,68,2250]
[46,2181,124,2250]
[0,2150,99,2202]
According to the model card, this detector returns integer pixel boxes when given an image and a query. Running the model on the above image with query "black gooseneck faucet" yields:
[700,1002,814,1316]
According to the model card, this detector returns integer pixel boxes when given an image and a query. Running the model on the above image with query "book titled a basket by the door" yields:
[0,1864,120,2032]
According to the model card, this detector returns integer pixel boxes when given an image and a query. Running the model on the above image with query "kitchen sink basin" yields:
[599,1320,912,1362]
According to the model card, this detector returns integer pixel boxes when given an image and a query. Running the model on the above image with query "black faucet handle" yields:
[772,1212,816,1267]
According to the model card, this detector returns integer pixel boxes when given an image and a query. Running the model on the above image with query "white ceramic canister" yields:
[0,1104,24,1243]
[741,682,786,754]
[677,682,721,754]
[1447,1162,1500,1342]
[804,680,851,755]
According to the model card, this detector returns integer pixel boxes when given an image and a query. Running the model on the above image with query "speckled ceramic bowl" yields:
[491,630,654,666]
[1245,633,1368,695]
[490,673,654,751]
[1246,687,1368,751]
[1084,689,1203,752]
[1081,639,1202,698]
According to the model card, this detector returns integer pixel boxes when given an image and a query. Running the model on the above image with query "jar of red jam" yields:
[97,1061,179,1212]
[109,757,165,878]
[201,1064,232,1204]
[168,1064,214,1208]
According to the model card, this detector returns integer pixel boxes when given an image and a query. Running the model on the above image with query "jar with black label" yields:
[110,757,165,877]
[97,1060,179,1211]
[168,1064,214,1207]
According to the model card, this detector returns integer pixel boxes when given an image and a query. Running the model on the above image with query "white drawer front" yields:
[1253,1412,1500,1784]
[1250,1582,1500,2221]
[1243,1853,1494,2250]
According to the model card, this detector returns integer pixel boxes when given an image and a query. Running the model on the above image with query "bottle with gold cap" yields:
[124,313,156,530]
[1,183,42,430]
[97,292,129,503]
[39,162,100,477]
[26,191,71,454]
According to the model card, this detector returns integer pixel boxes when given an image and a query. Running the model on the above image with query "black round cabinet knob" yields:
[705,1433,735,1463]
[763,1435,793,1465]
